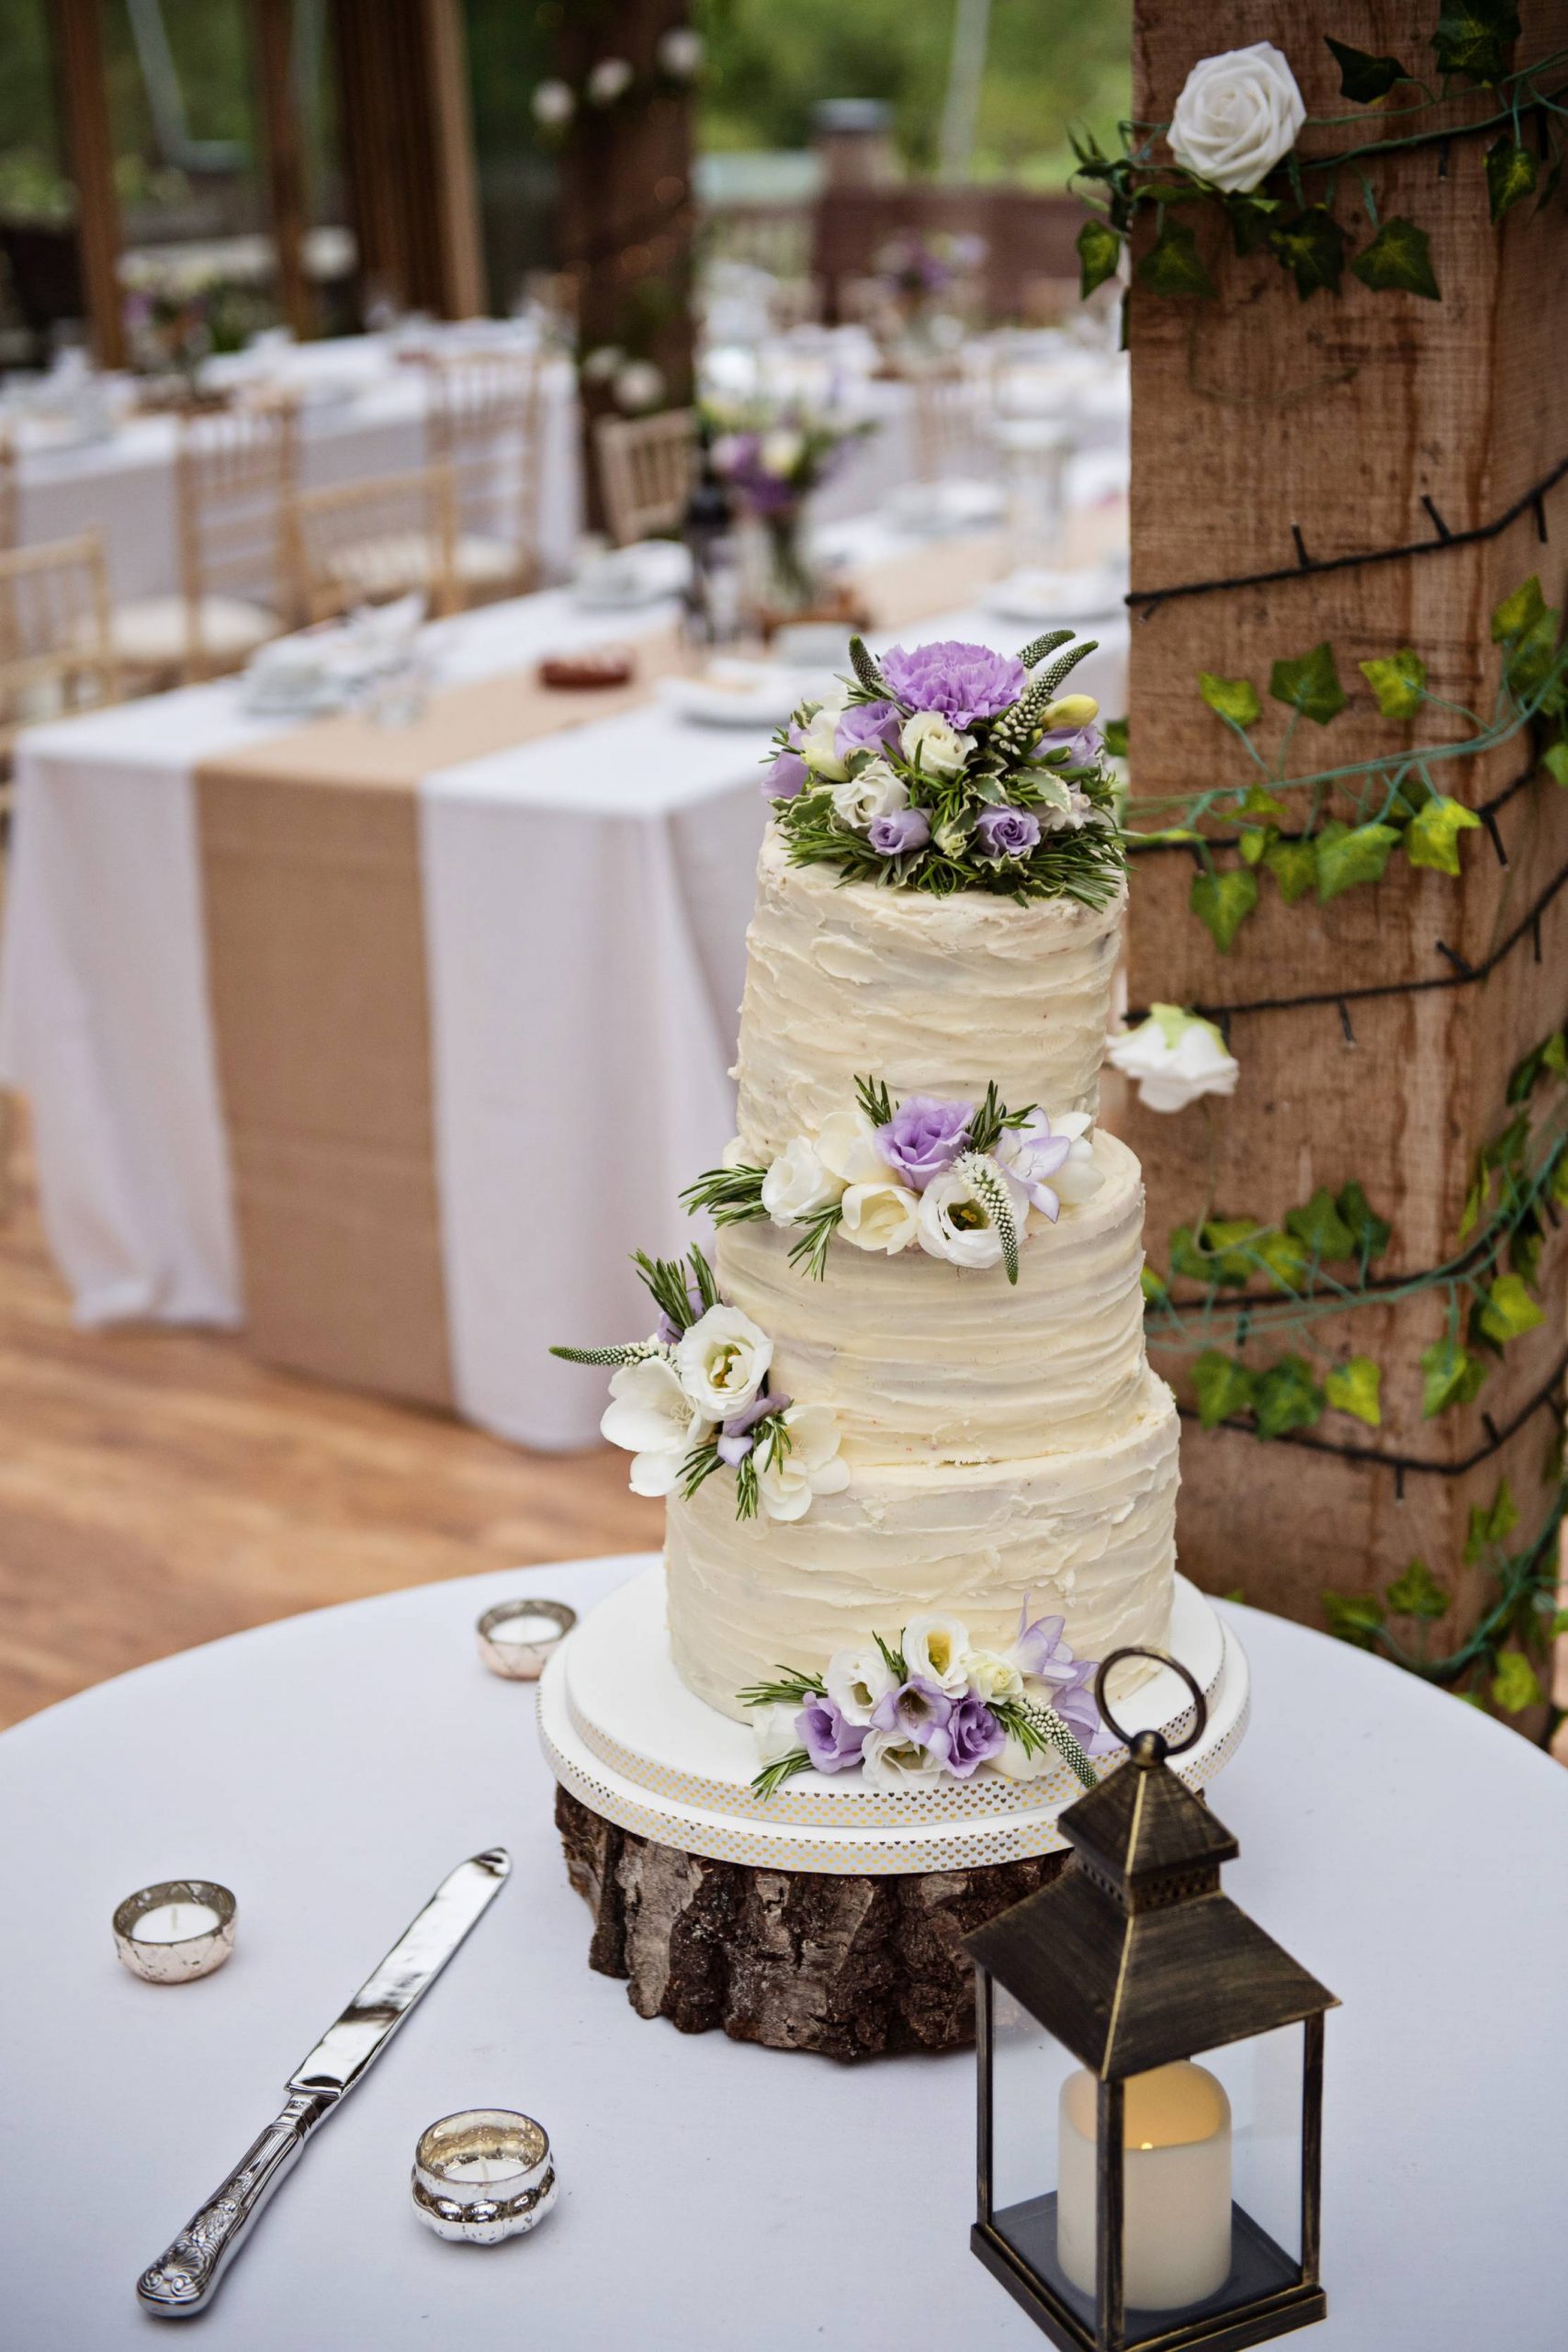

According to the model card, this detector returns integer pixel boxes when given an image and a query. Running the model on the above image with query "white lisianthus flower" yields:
[752,1702,805,1769]
[963,1648,1025,1704]
[830,756,908,831]
[675,1304,773,1419]
[755,1402,851,1522]
[531,78,576,127]
[761,427,806,477]
[1106,1004,1240,1114]
[861,1727,949,1788]
[817,1107,886,1186]
[826,1643,897,1726]
[917,1164,1009,1269]
[903,1615,973,1695]
[601,1354,708,1496]
[586,55,634,105]
[1042,692,1100,729]
[991,1729,1056,1782]
[838,1178,920,1255]
[760,1136,842,1227]
[901,709,976,779]
[1168,42,1306,194]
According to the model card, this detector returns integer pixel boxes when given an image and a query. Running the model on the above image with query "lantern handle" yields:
[1093,1645,1207,1759]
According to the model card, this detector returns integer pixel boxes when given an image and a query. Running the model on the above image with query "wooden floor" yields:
[0,1128,660,1729]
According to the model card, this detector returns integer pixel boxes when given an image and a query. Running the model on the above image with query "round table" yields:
[1,1555,1562,2350]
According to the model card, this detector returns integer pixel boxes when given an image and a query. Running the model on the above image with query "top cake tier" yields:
[735,827,1125,1160]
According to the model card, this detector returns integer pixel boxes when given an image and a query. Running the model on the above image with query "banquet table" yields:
[0,1555,1562,2351]
[0,509,1129,1448]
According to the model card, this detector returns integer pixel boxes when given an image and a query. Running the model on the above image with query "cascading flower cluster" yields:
[741,1605,1116,1797]
[551,1247,848,1523]
[763,629,1124,905]
[682,1075,1103,1283]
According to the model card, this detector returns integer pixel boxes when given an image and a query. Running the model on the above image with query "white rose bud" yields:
[1106,1005,1240,1114]
[760,1136,843,1227]
[830,755,908,831]
[817,1108,887,1187]
[674,1304,773,1419]
[752,1702,805,1769]
[1168,42,1306,194]
[962,1648,1025,1704]
[838,1179,920,1255]
[900,709,975,779]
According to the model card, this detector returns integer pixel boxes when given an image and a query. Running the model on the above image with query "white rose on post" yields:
[1168,43,1306,193]
[1107,1004,1240,1114]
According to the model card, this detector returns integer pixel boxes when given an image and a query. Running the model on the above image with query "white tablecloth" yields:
[0,1558,1562,2348]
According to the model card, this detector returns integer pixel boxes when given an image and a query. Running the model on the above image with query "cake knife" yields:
[136,1846,512,2319]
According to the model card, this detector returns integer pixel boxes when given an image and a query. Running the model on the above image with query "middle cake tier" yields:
[713,1127,1150,1466]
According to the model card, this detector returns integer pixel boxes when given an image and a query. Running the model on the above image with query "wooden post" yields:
[251,0,316,342]
[51,0,125,368]
[327,0,484,320]
[1120,2,1568,1676]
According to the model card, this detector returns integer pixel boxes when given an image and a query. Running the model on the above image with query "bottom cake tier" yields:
[666,1366,1180,1723]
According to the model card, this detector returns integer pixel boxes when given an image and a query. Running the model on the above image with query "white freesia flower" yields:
[963,1648,1025,1704]
[675,1303,773,1419]
[761,1136,842,1227]
[918,1164,1008,1269]
[761,427,806,477]
[1107,1004,1240,1114]
[830,755,908,830]
[901,709,976,778]
[826,1643,897,1726]
[752,1702,805,1769]
[531,78,576,127]
[1168,42,1306,193]
[839,1178,920,1255]
[1048,1111,1106,1204]
[755,1401,851,1522]
[861,1727,949,1788]
[586,55,634,105]
[601,1354,707,1496]
[903,1615,973,1695]
[817,1107,886,1186]
[992,1728,1056,1782]
[997,1109,1104,1216]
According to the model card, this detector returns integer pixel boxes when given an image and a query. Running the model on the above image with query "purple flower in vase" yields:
[716,1387,790,1466]
[878,640,1028,729]
[797,1692,866,1773]
[867,807,931,858]
[835,699,902,761]
[875,1094,973,1190]
[946,1693,1007,1779]
[870,1675,953,1758]
[973,806,1042,863]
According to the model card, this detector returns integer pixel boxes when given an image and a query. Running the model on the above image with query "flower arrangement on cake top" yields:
[683,1075,1103,1282]
[742,1604,1114,1797]
[552,1246,848,1523]
[763,630,1124,905]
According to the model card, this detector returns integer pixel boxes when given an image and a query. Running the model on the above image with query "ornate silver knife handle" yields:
[136,2090,335,2318]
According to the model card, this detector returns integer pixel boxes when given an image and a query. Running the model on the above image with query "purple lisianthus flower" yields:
[868,807,931,857]
[875,1093,973,1190]
[973,806,1042,863]
[945,1692,1007,1779]
[878,640,1028,729]
[716,1386,789,1465]
[764,745,809,799]
[797,1692,866,1773]
[1033,723,1104,769]
[871,1675,953,1756]
[835,698,902,760]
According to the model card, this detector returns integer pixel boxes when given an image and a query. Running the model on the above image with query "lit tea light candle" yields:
[113,1879,237,1984]
[476,1598,577,1680]
[1056,2060,1233,2310]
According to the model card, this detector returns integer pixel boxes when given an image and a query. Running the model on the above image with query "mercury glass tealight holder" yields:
[476,1598,577,1681]
[412,2110,558,2245]
[113,1880,237,1984]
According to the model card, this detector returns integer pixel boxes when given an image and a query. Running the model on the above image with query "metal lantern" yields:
[965,1647,1337,2352]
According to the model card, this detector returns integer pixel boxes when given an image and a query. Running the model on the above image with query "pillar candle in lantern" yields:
[1056,2060,1233,2310]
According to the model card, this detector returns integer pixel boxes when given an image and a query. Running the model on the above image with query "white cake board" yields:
[539,1566,1249,1876]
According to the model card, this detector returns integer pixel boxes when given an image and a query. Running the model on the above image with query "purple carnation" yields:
[868,807,931,857]
[797,1692,866,1774]
[973,806,1042,863]
[835,699,902,760]
[875,1094,973,1190]
[871,1675,953,1755]
[878,639,1028,729]
[946,1693,1007,1779]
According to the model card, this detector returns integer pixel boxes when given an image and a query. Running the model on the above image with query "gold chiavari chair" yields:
[107,395,299,684]
[422,348,545,605]
[594,408,698,547]
[293,465,459,623]
[0,534,119,763]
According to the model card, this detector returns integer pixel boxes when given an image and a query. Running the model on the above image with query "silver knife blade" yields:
[288,1846,512,2097]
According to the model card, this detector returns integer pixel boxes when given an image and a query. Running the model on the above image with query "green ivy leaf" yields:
[1254,1228,1311,1294]
[1198,672,1261,727]
[1322,1589,1387,1650]
[1269,642,1346,724]
[1542,740,1568,786]
[1503,606,1562,703]
[1262,837,1316,903]
[1285,1186,1357,1261]
[1103,716,1128,759]
[1476,1271,1546,1342]
[1351,216,1441,300]
[1200,1216,1269,1285]
[1543,1032,1568,1079]
[1405,793,1482,875]
[1337,1181,1393,1261]
[1325,1355,1383,1426]
[1168,1225,1213,1284]
[1269,207,1349,300]
[1463,1477,1519,1565]
[1190,865,1258,953]
[1420,1335,1488,1416]
[1077,218,1123,300]
[1237,785,1286,820]
[1136,220,1216,299]
[1491,574,1545,645]
[1229,194,1280,257]
[1385,1555,1450,1621]
[1325,35,1412,100]
[1253,1354,1325,1439]
[1492,1650,1542,1714]
[1315,820,1400,900]
[1485,134,1539,221]
[1237,827,1269,866]
[1358,649,1428,718]
[1192,1350,1257,1430]
[1431,0,1520,85]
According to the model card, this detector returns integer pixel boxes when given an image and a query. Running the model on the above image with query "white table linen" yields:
[0,1560,1562,2349]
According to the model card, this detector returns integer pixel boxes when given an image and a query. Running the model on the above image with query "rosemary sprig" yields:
[738,1666,827,1707]
[690,1243,720,1311]
[854,1073,895,1128]
[678,1435,725,1499]
[633,1250,700,1334]
[965,1080,1037,1159]
[874,1629,909,1683]
[750,1748,815,1799]
[991,1697,1099,1790]
[787,1202,843,1280]
[682,1163,770,1225]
